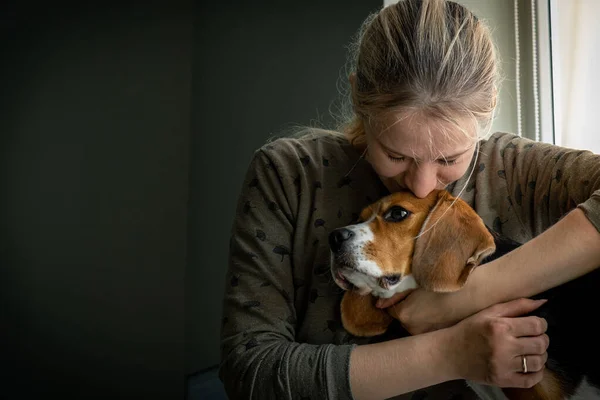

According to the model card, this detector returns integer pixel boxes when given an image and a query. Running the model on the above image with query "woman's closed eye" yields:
[387,154,406,163]
[438,158,458,166]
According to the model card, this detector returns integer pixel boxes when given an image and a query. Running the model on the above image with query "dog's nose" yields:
[329,228,354,253]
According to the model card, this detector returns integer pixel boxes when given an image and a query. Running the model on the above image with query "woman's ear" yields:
[411,191,496,292]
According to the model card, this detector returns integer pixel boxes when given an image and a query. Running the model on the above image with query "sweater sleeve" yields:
[219,147,355,400]
[494,133,600,236]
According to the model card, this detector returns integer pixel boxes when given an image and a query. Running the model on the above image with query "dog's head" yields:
[329,189,496,298]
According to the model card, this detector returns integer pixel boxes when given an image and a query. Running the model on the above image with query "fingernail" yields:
[376,299,384,308]
[538,299,548,304]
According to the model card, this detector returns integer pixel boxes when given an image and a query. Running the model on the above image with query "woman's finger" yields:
[508,368,545,389]
[486,298,548,318]
[513,335,550,356]
[509,316,548,337]
[511,353,548,373]
[375,289,414,308]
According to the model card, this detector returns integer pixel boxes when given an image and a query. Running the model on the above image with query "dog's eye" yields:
[383,275,401,285]
[384,206,410,222]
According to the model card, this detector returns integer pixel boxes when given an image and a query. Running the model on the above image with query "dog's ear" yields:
[411,191,496,292]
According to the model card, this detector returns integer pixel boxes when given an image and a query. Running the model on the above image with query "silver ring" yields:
[522,355,528,374]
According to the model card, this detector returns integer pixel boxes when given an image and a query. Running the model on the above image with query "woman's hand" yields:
[446,297,549,388]
[377,288,469,335]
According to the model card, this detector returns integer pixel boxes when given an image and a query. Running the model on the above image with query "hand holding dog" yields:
[445,297,549,387]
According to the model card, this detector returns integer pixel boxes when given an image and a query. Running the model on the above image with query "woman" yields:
[219,1,600,399]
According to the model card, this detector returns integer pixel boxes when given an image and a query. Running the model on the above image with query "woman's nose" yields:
[406,164,438,199]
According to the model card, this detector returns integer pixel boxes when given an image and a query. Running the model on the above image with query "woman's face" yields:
[364,111,477,198]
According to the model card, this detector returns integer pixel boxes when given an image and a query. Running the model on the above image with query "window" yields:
[547,0,600,153]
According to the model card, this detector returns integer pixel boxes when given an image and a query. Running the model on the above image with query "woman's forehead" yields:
[370,111,477,159]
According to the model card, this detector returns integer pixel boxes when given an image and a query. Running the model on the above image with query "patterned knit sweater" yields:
[219,131,600,400]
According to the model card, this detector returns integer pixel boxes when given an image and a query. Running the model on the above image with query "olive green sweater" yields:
[219,131,600,400]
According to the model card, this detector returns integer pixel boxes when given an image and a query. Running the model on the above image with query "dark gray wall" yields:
[0,0,385,393]
[1,3,191,398]
[188,0,382,373]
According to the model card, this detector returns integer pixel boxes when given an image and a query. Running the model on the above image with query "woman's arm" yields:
[382,209,600,334]
[453,207,600,322]
[474,134,600,308]
[349,329,458,400]
[220,148,356,399]
[446,134,600,323]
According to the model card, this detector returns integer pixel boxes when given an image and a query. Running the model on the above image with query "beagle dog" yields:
[328,189,600,400]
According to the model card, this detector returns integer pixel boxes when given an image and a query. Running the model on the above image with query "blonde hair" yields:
[333,0,500,148]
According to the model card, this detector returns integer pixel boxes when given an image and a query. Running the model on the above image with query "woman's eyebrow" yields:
[378,140,408,157]
[439,148,472,160]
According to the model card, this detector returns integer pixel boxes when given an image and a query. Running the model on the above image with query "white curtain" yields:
[555,0,600,153]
